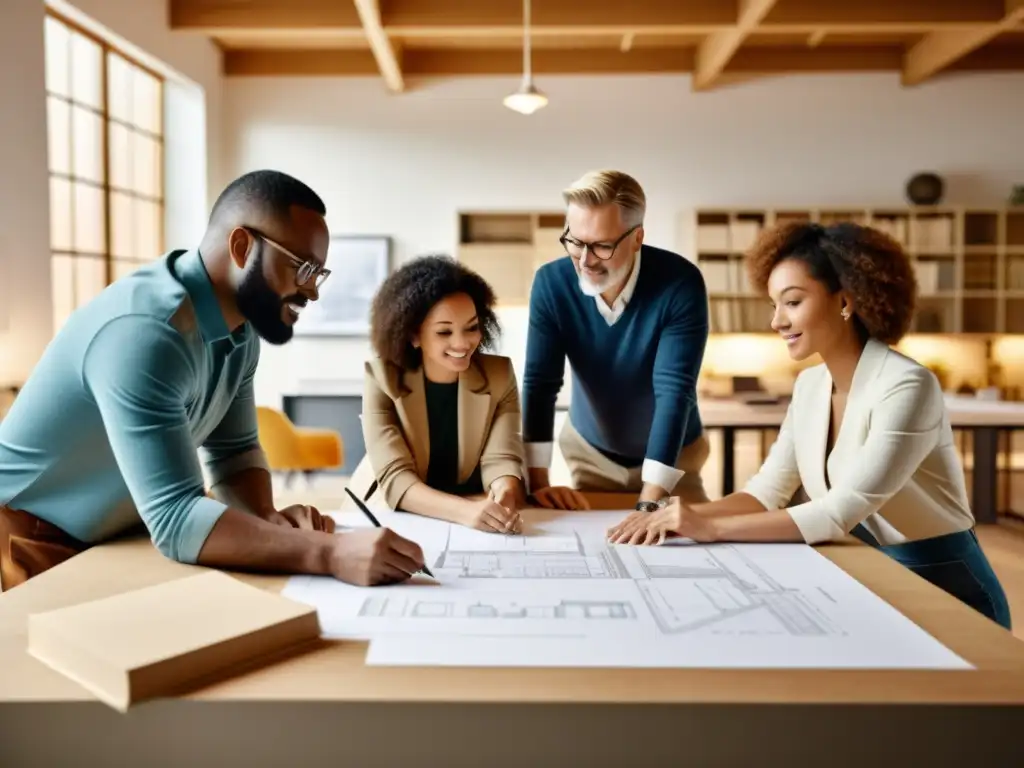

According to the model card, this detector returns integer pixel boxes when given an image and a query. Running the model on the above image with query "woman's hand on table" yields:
[606,498,718,545]
[462,497,522,534]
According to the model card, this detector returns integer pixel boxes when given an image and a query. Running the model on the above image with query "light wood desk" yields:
[2,493,1024,766]
[700,395,1024,522]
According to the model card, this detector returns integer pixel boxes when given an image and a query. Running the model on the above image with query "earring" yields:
[841,309,850,321]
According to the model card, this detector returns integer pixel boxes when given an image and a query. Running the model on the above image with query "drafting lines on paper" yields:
[632,545,844,637]
[358,596,637,621]
[433,528,630,579]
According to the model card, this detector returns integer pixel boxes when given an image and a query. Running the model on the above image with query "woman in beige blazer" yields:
[360,255,527,533]
[610,222,1011,629]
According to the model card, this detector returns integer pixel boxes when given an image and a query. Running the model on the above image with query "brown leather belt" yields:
[0,505,89,592]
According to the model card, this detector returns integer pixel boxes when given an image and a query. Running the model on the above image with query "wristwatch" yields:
[635,498,668,513]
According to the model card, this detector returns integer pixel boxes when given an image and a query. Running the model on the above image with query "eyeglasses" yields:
[245,227,331,289]
[559,224,640,261]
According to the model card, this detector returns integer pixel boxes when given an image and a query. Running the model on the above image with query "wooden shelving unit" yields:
[693,207,1024,334]
[456,211,565,306]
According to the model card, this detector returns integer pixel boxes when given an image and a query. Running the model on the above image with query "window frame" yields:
[44,9,165,330]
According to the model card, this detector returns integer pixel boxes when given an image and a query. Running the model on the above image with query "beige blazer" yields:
[360,353,525,509]
[743,337,975,546]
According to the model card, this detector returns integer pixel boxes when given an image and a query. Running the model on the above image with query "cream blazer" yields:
[743,337,975,546]
[360,353,526,509]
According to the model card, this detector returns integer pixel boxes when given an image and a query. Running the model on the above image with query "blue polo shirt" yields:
[0,249,268,563]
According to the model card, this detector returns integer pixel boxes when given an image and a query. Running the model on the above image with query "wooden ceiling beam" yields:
[404,48,695,76]
[224,49,379,76]
[761,0,1007,27]
[353,0,404,92]
[170,0,1006,33]
[902,0,1024,84]
[693,0,778,91]
[382,0,733,29]
[222,45,993,78]
[170,0,360,30]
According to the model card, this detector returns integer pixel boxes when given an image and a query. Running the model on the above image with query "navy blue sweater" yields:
[522,245,708,468]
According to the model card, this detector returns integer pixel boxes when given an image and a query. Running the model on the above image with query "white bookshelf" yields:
[693,206,1024,334]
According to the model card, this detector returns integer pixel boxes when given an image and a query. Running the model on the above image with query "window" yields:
[44,12,164,333]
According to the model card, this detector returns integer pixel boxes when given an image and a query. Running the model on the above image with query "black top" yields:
[424,378,484,495]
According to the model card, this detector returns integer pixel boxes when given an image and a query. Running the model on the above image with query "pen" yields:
[344,487,435,578]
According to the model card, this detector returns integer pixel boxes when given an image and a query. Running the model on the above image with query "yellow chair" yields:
[255,406,344,486]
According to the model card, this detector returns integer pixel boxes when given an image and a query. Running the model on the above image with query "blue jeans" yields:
[851,524,1012,630]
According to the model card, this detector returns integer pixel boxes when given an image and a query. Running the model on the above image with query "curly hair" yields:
[369,254,501,369]
[745,221,918,345]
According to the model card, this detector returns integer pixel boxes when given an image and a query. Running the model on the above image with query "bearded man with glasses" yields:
[0,170,424,591]
[521,170,711,520]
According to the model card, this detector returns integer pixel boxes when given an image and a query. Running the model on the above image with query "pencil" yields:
[344,487,435,578]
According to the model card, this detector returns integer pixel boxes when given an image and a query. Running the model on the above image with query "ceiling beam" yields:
[903,0,1024,84]
[169,0,360,29]
[170,0,1004,34]
[761,0,1007,27]
[223,45,997,78]
[353,0,404,91]
[382,0,732,29]
[224,49,378,76]
[693,0,777,91]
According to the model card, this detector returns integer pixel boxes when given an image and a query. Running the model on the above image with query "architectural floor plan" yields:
[434,524,630,579]
[282,509,971,670]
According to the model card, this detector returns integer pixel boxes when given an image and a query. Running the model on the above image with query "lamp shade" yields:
[503,81,548,115]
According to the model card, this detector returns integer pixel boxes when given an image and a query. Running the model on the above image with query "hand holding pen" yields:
[344,488,435,578]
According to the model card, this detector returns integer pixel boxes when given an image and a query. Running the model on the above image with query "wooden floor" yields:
[275,473,1024,640]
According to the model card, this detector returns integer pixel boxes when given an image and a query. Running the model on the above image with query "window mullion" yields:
[101,43,112,286]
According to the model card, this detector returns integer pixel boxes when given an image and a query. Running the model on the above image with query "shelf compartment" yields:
[910,212,955,253]
[914,256,957,294]
[1006,254,1024,291]
[962,252,998,291]
[1008,211,1024,248]
[819,210,868,226]
[869,211,910,247]
[963,297,999,333]
[1007,298,1024,334]
[964,211,999,246]
[913,296,956,333]
[459,213,533,244]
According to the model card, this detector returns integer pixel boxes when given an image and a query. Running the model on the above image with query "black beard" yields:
[236,245,302,345]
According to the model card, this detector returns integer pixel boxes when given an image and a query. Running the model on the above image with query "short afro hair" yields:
[370,255,501,369]
[745,221,918,345]
[209,169,326,224]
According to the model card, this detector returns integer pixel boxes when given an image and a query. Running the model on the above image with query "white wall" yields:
[222,71,1024,407]
[0,0,53,385]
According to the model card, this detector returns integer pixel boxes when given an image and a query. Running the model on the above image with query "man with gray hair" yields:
[521,169,710,517]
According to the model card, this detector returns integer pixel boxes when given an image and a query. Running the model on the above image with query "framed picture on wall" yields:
[295,234,392,336]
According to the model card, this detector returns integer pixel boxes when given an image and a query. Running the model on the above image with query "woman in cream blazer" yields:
[359,255,526,534]
[610,221,1011,629]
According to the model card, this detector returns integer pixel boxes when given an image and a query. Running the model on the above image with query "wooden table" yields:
[700,396,1024,523]
[2,493,1024,766]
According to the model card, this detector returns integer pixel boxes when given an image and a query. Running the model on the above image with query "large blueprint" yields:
[282,509,971,670]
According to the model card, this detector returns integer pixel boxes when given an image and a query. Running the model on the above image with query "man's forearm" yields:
[196,507,333,574]
[209,466,277,519]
